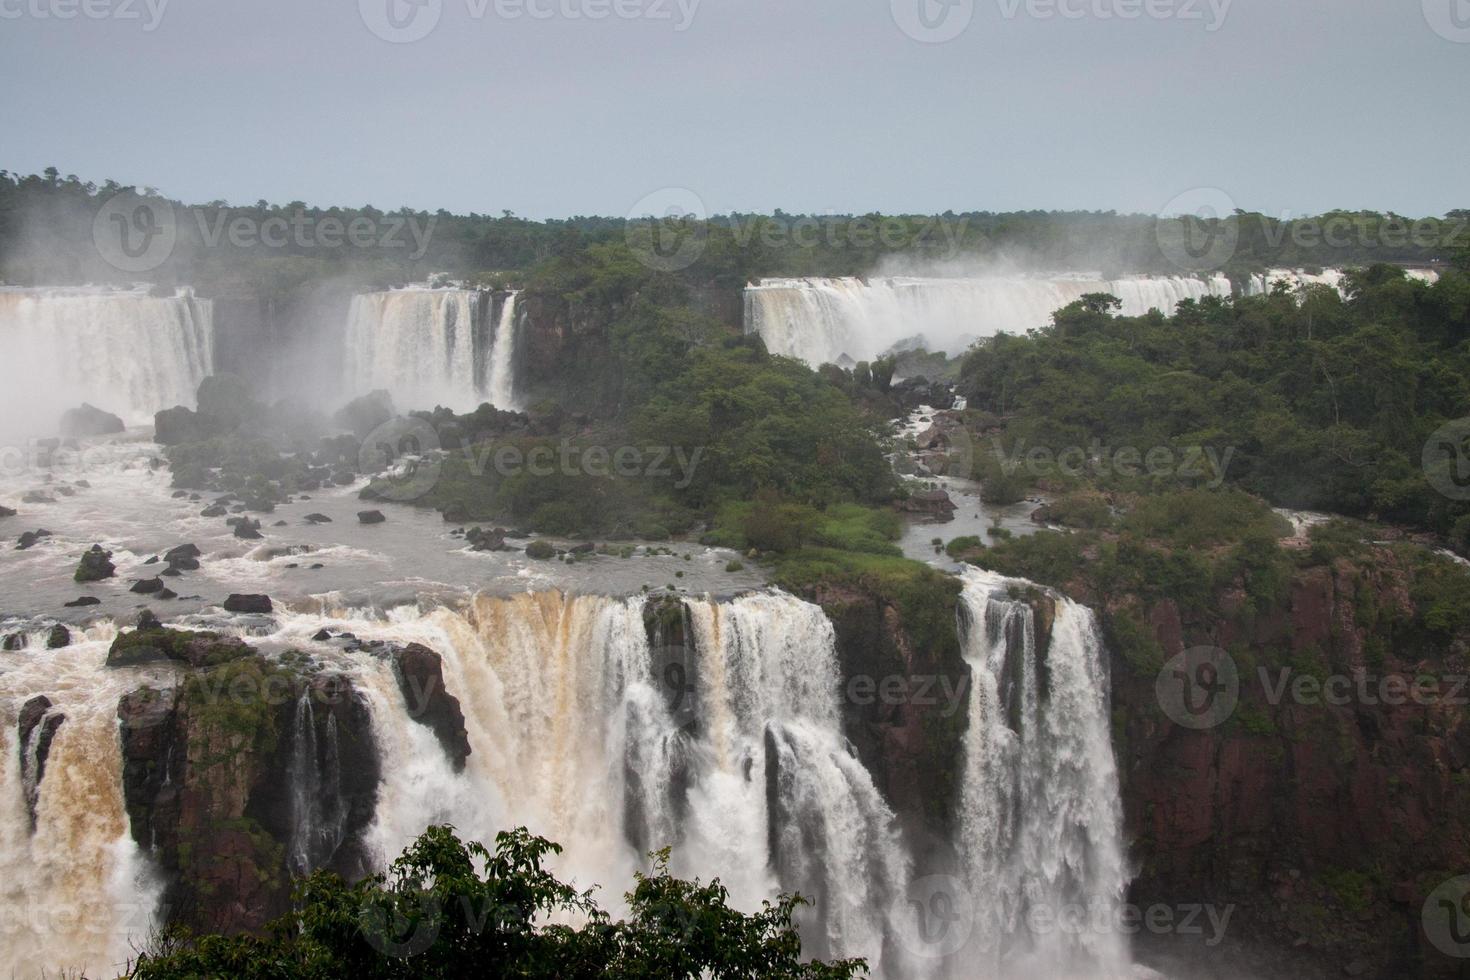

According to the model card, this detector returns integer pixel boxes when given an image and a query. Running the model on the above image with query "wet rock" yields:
[21,491,55,505]
[391,643,471,772]
[2,632,26,650]
[171,490,188,499]
[75,480,90,489]
[160,567,183,577]
[525,539,556,560]
[18,695,65,830]
[357,510,386,525]
[55,486,76,497]
[153,405,204,445]
[144,555,160,564]
[131,577,164,594]
[0,506,15,518]
[106,624,252,668]
[233,519,263,540]
[16,529,53,550]
[74,544,116,582]
[303,513,332,524]
[894,488,958,517]
[138,609,162,631]
[64,596,101,608]
[466,526,510,551]
[312,628,333,641]
[570,541,596,555]
[45,624,70,649]
[199,504,227,518]
[157,587,178,600]
[165,543,201,564]
[223,594,273,614]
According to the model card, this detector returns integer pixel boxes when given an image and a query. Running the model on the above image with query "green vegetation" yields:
[130,825,863,980]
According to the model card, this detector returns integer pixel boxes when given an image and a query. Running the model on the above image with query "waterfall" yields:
[955,568,1130,979]
[1244,267,1439,299]
[286,687,347,875]
[0,625,164,979]
[0,286,214,434]
[744,274,1232,366]
[343,287,519,413]
[484,290,520,411]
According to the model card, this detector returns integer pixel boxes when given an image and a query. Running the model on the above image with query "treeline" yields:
[958,263,1470,548]
[2,168,1462,293]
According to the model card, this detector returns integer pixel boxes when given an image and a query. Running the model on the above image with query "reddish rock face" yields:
[1109,551,1470,978]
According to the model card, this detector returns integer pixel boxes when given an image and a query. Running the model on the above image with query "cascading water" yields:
[955,567,1131,979]
[0,286,214,435]
[744,274,1232,366]
[343,287,519,413]
[0,623,165,979]
[1244,267,1440,298]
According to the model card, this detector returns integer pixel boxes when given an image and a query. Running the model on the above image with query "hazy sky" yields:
[2,0,1466,218]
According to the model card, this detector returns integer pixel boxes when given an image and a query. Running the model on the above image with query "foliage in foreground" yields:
[128,825,864,980]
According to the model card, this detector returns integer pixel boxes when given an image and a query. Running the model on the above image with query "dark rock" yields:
[55,486,76,497]
[0,506,15,518]
[138,609,162,631]
[153,405,203,446]
[312,628,333,641]
[45,624,70,649]
[160,567,182,577]
[21,491,55,504]
[223,594,273,614]
[18,695,65,829]
[74,480,90,489]
[357,510,386,525]
[144,555,160,564]
[165,544,201,564]
[466,526,510,552]
[894,488,958,517]
[171,490,188,499]
[570,541,596,555]
[157,587,178,600]
[525,539,556,560]
[2,632,26,650]
[131,577,164,595]
[333,390,396,439]
[303,513,332,524]
[16,529,53,550]
[106,625,252,668]
[199,504,227,518]
[64,596,101,608]
[234,519,263,540]
[59,405,125,437]
[74,544,116,582]
[272,520,287,527]
[392,643,471,772]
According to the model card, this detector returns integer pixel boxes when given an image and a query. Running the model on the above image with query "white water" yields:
[343,287,519,413]
[1244,267,1440,298]
[956,568,1131,979]
[745,274,1232,366]
[0,286,214,436]
[0,623,166,979]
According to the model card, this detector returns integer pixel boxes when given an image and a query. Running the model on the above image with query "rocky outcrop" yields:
[893,488,957,517]
[1108,550,1470,979]
[17,695,64,830]
[391,643,470,772]
[74,544,115,582]
[59,403,125,438]
[117,653,381,935]
[223,594,273,614]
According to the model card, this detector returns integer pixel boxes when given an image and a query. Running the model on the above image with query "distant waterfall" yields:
[343,287,519,413]
[0,286,214,432]
[955,568,1130,978]
[744,274,1231,366]
[1243,267,1439,298]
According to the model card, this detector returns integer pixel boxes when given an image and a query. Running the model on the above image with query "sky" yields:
[1,0,1467,219]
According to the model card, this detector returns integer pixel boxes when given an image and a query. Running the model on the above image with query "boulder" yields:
[21,491,55,505]
[2,632,26,651]
[894,488,958,517]
[18,695,65,829]
[466,526,509,551]
[525,539,556,560]
[223,594,273,614]
[106,625,252,668]
[16,529,52,550]
[164,543,201,564]
[357,510,386,525]
[333,390,396,439]
[60,403,125,438]
[74,544,116,582]
[64,596,101,608]
[152,405,204,446]
[570,541,596,555]
[199,504,226,518]
[45,624,70,649]
[0,505,15,518]
[392,643,471,772]
[131,577,164,595]
[233,519,263,540]
[303,513,332,524]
